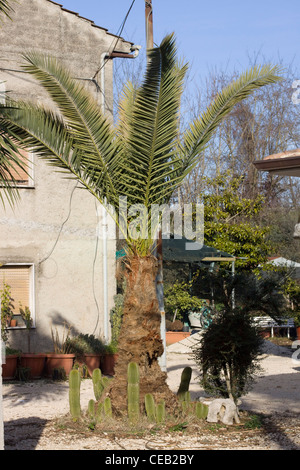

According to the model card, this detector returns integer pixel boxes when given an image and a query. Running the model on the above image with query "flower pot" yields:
[45,353,75,378]
[100,353,118,376]
[166,331,191,346]
[20,354,47,379]
[259,329,271,339]
[10,319,17,327]
[2,354,19,380]
[82,353,102,377]
[296,327,300,341]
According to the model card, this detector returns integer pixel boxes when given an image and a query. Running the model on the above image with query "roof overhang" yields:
[253,149,300,177]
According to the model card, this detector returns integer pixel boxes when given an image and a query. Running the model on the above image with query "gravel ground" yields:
[2,338,300,451]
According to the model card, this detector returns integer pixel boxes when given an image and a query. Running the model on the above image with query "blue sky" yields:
[58,0,300,81]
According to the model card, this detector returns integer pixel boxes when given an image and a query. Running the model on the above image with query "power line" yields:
[92,0,136,80]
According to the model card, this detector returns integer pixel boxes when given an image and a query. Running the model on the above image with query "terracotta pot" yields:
[166,331,191,346]
[2,354,19,380]
[296,327,300,341]
[10,319,17,327]
[20,354,46,379]
[259,330,271,339]
[82,354,102,377]
[101,353,118,376]
[45,353,75,378]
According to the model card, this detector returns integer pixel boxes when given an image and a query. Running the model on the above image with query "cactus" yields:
[92,368,104,401]
[103,397,112,418]
[195,402,209,420]
[127,362,140,424]
[69,369,81,421]
[87,399,96,420]
[156,400,165,424]
[145,393,156,422]
[96,402,103,423]
[181,391,192,414]
[177,366,192,400]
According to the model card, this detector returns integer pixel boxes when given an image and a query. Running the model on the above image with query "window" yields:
[0,81,34,187]
[0,264,35,328]
[6,148,34,187]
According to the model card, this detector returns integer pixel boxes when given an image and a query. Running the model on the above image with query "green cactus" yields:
[195,402,209,420]
[156,400,165,424]
[145,393,156,422]
[127,362,140,424]
[96,402,103,423]
[181,391,192,415]
[69,369,81,421]
[177,366,192,400]
[88,399,96,419]
[103,397,112,418]
[92,368,104,401]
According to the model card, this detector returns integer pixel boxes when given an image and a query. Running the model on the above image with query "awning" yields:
[162,237,235,264]
[116,237,235,263]
[253,149,300,177]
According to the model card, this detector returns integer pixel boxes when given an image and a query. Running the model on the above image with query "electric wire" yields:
[92,0,136,80]
[38,182,78,265]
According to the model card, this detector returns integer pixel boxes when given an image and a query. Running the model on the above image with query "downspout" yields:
[99,46,141,344]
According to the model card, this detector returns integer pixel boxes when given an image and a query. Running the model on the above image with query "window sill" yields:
[14,185,35,189]
[7,326,36,330]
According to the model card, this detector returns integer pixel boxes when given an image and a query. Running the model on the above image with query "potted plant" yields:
[45,323,75,378]
[0,283,19,380]
[101,342,118,376]
[165,319,191,345]
[65,333,106,377]
[2,346,20,380]
[164,280,203,344]
[19,305,46,379]
[9,315,18,328]
[1,282,14,342]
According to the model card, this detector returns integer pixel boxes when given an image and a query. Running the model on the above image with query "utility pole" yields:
[145,1,167,371]
[145,1,154,50]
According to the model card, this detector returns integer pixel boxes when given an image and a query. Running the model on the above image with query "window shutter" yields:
[8,149,30,185]
[0,265,30,314]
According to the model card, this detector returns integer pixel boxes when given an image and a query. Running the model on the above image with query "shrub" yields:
[193,309,263,403]
[110,294,124,345]
[66,334,106,357]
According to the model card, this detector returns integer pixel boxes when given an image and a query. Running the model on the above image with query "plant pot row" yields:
[166,331,191,346]
[2,352,119,380]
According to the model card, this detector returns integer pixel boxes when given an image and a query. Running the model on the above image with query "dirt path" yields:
[2,340,300,450]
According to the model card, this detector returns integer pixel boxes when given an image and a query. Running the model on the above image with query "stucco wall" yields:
[0,0,132,351]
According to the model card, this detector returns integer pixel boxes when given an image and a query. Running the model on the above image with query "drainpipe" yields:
[99,45,141,344]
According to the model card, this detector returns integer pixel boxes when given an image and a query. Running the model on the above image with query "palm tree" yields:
[0,34,281,411]
[0,0,27,207]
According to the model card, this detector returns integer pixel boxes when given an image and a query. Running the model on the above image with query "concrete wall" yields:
[0,0,132,352]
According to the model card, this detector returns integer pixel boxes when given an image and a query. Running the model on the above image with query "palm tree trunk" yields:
[109,255,177,414]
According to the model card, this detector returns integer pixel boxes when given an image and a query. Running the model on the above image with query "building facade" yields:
[0,0,134,352]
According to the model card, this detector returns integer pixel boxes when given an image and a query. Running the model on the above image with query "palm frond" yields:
[117,33,188,208]
[0,103,111,204]
[180,65,283,175]
[20,53,121,205]
[0,126,27,207]
[0,0,14,20]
